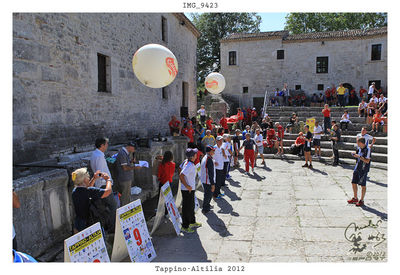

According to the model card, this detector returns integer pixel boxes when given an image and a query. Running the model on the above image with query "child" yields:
[206,116,213,131]
[157,151,175,215]
[275,122,284,155]
[179,148,202,233]
[232,129,241,167]
[302,125,313,169]
[223,134,233,179]
[239,133,256,174]
[266,126,277,150]
[254,128,265,165]
[372,110,383,132]
[347,138,371,207]
[200,146,216,214]
[340,110,351,131]
[71,168,112,233]
[197,105,206,125]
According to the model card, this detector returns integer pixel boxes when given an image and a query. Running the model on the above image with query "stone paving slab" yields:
[150,159,387,262]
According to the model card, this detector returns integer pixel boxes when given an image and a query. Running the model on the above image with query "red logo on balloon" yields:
[93,259,100,263]
[166,57,178,77]
[206,80,218,88]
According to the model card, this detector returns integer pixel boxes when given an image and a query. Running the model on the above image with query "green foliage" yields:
[284,13,387,34]
[191,13,261,84]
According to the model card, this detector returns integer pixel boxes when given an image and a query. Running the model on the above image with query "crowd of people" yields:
[63,82,387,241]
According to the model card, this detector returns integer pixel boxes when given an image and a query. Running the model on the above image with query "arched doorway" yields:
[342,83,354,91]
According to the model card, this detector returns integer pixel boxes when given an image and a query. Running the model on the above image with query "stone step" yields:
[267,116,370,124]
[259,154,387,170]
[282,133,387,145]
[281,140,387,154]
[265,106,359,111]
[261,146,387,163]
[266,111,360,116]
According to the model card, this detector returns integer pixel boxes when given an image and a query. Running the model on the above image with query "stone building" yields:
[220,27,387,108]
[13,13,200,164]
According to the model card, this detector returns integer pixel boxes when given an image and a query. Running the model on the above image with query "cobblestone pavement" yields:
[150,158,387,262]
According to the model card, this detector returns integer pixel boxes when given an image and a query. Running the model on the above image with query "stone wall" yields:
[13,13,198,164]
[220,34,387,108]
[13,169,73,258]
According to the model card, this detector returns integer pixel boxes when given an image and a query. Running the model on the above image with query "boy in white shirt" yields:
[254,128,265,165]
[180,148,202,233]
[313,121,323,157]
[197,105,206,125]
[358,100,367,117]
[223,134,233,180]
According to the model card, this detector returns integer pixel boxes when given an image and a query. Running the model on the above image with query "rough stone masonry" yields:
[13,13,200,164]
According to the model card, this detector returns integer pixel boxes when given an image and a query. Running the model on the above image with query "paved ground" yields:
[150,158,387,262]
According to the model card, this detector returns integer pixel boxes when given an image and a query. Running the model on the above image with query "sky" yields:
[185,12,288,32]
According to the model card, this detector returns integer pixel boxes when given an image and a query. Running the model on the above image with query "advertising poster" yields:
[111,199,156,262]
[161,182,182,235]
[64,222,110,263]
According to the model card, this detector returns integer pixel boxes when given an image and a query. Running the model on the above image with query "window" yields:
[97,53,111,93]
[162,87,168,99]
[161,16,168,42]
[182,82,189,107]
[371,44,382,61]
[316,56,328,74]
[295,85,301,90]
[277,50,284,60]
[229,51,237,65]
[242,87,248,94]
[317,84,324,91]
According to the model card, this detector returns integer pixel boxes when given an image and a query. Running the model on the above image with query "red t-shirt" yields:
[373,113,382,123]
[237,111,244,120]
[157,161,176,185]
[206,119,213,130]
[182,128,194,143]
[169,120,180,128]
[267,129,276,140]
[251,110,258,118]
[277,125,284,138]
[325,89,331,97]
[295,136,305,145]
[322,109,331,117]
[220,117,228,130]
[359,88,367,97]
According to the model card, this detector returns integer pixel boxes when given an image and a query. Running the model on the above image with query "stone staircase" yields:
[261,106,388,170]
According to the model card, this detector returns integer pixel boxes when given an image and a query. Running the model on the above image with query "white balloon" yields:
[132,44,178,88]
[205,72,226,94]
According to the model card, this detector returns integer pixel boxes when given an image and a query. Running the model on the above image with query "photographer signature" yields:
[344,219,386,253]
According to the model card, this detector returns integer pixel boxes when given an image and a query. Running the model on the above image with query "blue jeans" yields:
[202,183,213,212]
[214,169,224,197]
[324,117,331,135]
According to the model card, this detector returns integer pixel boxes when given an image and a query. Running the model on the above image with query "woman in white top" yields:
[254,128,265,165]
[340,110,351,131]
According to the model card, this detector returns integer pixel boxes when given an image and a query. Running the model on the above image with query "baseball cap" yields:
[185,148,198,158]
[216,136,223,141]
[126,141,137,148]
[206,145,216,153]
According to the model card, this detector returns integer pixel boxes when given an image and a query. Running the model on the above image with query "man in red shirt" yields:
[325,87,331,106]
[275,122,284,155]
[219,114,228,133]
[322,104,331,135]
[359,86,367,101]
[168,116,181,136]
[294,132,305,156]
[181,122,195,143]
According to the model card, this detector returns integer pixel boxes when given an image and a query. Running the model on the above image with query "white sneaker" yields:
[252,168,255,173]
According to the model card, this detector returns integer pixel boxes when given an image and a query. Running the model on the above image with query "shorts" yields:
[304,146,311,152]
[313,139,321,146]
[352,170,368,186]
[257,145,264,153]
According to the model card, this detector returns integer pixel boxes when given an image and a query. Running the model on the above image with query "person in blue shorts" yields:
[347,138,371,207]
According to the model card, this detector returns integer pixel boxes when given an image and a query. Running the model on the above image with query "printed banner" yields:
[306,117,316,133]
[111,199,156,262]
[64,222,110,262]
[161,182,182,235]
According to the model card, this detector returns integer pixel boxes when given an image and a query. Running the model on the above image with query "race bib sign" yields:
[64,222,110,262]
[161,182,182,235]
[111,199,156,262]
